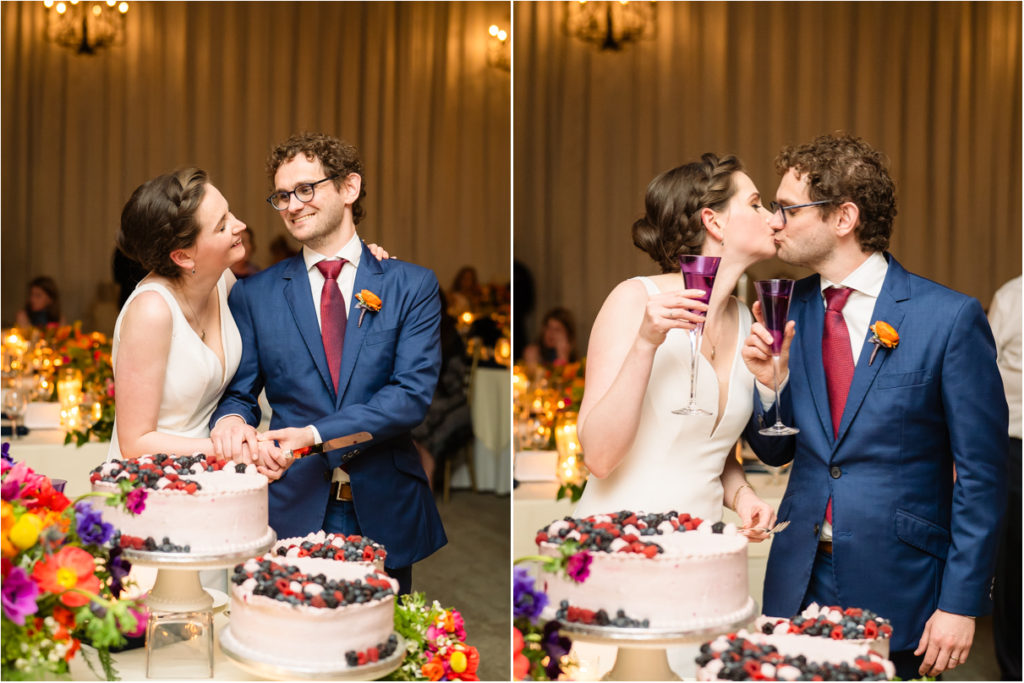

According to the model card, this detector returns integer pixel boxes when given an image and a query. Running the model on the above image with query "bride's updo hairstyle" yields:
[118,167,209,279]
[632,153,743,273]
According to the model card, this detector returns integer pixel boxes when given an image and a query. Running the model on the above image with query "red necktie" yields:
[822,286,854,524]
[316,259,348,391]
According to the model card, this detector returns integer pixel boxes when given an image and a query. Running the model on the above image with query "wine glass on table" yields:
[3,384,28,439]
[755,279,799,435]
[673,255,721,415]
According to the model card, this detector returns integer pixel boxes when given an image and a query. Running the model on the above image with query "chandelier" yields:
[42,0,129,55]
[565,1,656,51]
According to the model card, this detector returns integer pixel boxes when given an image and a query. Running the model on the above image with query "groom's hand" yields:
[259,427,315,460]
[742,301,795,387]
[210,416,260,464]
[915,609,975,676]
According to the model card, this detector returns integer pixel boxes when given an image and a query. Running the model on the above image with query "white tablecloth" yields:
[451,366,511,495]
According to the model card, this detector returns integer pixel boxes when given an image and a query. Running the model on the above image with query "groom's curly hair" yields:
[118,167,209,279]
[775,133,897,253]
[632,153,743,273]
[266,132,367,225]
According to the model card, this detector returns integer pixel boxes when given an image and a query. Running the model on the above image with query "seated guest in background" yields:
[15,275,65,329]
[112,248,148,310]
[412,291,473,490]
[448,265,483,317]
[268,233,299,264]
[229,229,262,279]
[521,307,578,366]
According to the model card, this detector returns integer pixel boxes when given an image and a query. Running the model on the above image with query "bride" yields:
[576,153,778,538]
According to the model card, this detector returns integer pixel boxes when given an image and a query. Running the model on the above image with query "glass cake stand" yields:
[219,628,406,681]
[555,597,759,681]
[122,528,276,679]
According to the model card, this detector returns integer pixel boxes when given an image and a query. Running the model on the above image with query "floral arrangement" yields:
[355,289,383,327]
[512,542,591,680]
[385,592,480,681]
[1,444,146,680]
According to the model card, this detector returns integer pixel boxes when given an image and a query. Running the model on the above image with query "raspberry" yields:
[368,647,379,662]
[642,545,658,558]
[185,482,198,494]
[535,532,548,544]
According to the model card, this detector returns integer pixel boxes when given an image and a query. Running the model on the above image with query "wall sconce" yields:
[565,1,656,51]
[487,23,510,71]
[42,0,129,55]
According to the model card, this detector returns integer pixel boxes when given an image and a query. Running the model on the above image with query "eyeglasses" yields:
[768,199,833,226]
[266,175,339,211]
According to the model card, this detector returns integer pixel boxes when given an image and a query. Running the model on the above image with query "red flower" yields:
[31,546,101,607]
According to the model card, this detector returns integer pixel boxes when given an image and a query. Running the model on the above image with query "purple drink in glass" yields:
[754,279,799,435]
[674,255,720,415]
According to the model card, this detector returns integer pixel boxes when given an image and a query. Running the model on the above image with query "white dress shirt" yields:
[988,276,1022,439]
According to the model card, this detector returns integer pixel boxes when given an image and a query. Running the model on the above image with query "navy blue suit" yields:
[747,254,1007,652]
[212,243,447,569]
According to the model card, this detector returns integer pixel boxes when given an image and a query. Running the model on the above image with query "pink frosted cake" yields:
[756,603,893,658]
[696,629,895,680]
[90,453,271,554]
[226,555,399,670]
[272,531,388,571]
[536,510,754,630]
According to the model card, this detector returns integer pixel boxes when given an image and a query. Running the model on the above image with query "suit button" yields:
[351,449,360,456]
[813,523,820,535]
[830,466,842,479]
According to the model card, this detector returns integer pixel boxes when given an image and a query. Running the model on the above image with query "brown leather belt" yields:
[818,540,833,554]
[330,481,353,502]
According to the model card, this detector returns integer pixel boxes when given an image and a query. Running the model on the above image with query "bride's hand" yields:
[637,288,708,348]
[366,243,393,261]
[254,441,288,481]
[736,488,777,544]
[742,301,795,387]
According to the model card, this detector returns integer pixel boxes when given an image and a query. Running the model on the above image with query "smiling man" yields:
[210,132,446,594]
[741,133,1007,679]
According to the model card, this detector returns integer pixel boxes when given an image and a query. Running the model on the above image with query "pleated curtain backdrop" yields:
[514,1,1021,352]
[2,1,511,330]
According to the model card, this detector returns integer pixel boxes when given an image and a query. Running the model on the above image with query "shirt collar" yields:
[820,251,888,298]
[303,231,363,273]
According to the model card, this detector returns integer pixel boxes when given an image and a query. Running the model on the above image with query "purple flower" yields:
[1,441,12,465]
[125,488,147,515]
[108,546,132,598]
[75,501,114,546]
[1,566,39,626]
[541,620,572,678]
[566,551,592,583]
[513,566,548,623]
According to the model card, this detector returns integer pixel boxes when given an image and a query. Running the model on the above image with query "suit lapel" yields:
[796,277,835,440]
[335,243,385,406]
[835,254,909,445]
[283,255,335,395]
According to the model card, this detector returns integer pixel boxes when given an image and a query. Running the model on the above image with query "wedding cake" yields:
[696,629,895,680]
[536,510,754,630]
[226,554,400,670]
[89,453,272,555]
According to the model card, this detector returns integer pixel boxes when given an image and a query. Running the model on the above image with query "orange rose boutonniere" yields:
[355,289,382,327]
[868,320,899,366]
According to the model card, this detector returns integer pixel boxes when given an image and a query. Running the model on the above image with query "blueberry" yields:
[711,521,726,533]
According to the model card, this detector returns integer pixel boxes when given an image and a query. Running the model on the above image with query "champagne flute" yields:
[755,279,799,435]
[3,385,28,439]
[673,255,721,415]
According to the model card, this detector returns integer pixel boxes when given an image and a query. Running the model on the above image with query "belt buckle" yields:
[333,482,352,502]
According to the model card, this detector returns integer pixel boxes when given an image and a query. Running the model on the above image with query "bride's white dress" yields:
[574,276,755,521]
[108,273,242,460]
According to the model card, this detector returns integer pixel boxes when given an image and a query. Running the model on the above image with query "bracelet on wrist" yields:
[732,482,754,511]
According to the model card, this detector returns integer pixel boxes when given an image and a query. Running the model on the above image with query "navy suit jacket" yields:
[211,242,447,568]
[746,254,1007,651]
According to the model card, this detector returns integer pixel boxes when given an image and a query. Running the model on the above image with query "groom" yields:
[742,133,1007,679]
[210,132,446,594]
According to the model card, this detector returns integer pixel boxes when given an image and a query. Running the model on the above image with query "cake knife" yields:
[283,431,373,461]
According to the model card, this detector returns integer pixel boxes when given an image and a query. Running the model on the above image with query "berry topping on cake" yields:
[697,631,893,680]
[273,531,387,564]
[231,558,395,608]
[537,510,737,555]
[757,603,893,641]
[90,453,259,492]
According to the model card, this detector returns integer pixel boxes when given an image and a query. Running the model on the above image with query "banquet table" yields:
[450,365,511,495]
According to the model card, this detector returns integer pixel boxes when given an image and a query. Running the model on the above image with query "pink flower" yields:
[126,488,147,515]
[566,551,592,583]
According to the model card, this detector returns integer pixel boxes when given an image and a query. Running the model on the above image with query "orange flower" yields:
[357,289,382,311]
[421,657,445,681]
[31,545,101,607]
[450,643,480,680]
[868,320,900,366]
[1,501,16,558]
